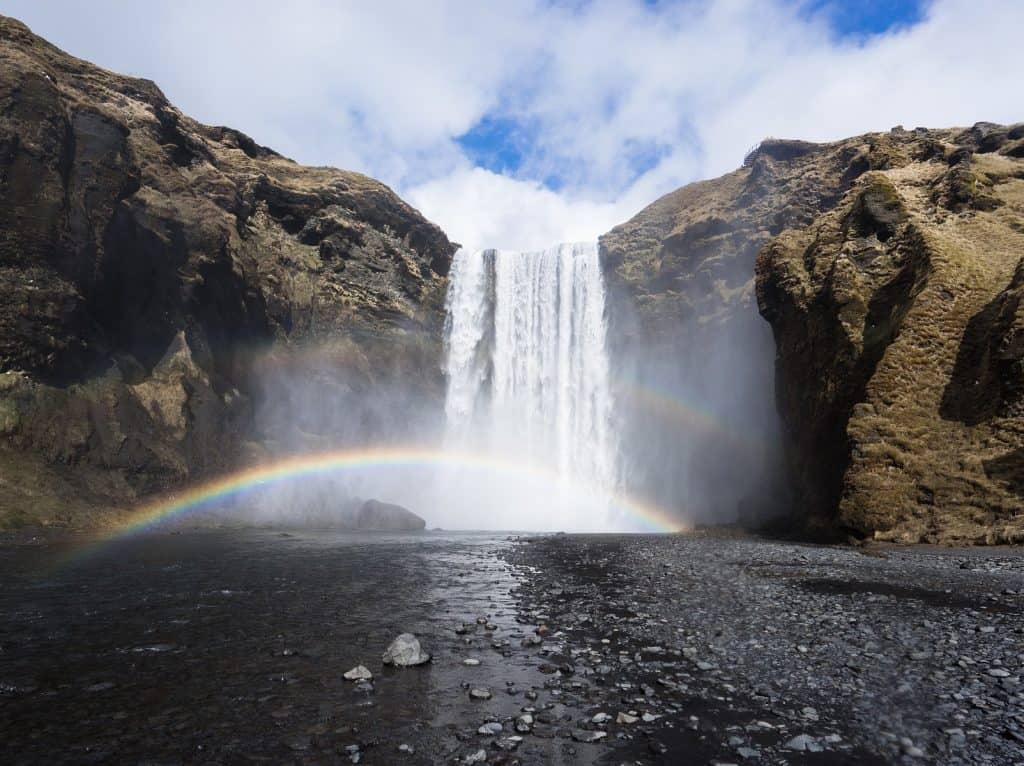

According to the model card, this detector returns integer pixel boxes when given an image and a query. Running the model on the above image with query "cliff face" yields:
[757,124,1024,544]
[0,16,456,527]
[599,136,878,527]
[605,122,1024,543]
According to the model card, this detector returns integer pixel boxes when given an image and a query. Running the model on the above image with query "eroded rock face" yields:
[606,124,1024,543]
[0,16,456,527]
[756,126,1024,543]
[600,137,865,528]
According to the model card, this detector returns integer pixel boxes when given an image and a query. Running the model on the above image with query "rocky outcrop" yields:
[0,16,456,527]
[605,123,1024,543]
[757,124,1024,543]
[351,499,426,531]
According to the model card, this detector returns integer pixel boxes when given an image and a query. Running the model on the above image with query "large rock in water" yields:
[381,633,430,666]
[605,122,1024,543]
[0,16,457,528]
[354,499,426,531]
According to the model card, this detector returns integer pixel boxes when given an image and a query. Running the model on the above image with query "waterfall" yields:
[442,242,619,530]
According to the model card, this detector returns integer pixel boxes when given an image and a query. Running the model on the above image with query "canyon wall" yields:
[0,16,456,527]
[605,123,1024,542]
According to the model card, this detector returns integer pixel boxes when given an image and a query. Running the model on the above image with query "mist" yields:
[192,235,784,534]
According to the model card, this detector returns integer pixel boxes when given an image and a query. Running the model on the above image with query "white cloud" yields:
[407,166,628,252]
[5,0,1021,250]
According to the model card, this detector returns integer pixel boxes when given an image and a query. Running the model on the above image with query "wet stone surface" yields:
[503,533,1024,765]
[0,530,1022,764]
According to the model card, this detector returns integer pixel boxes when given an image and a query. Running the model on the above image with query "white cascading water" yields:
[441,242,619,530]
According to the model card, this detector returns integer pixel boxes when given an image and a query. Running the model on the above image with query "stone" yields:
[382,634,430,667]
[469,688,491,700]
[495,736,522,751]
[477,722,502,735]
[350,500,426,532]
[343,665,373,681]
[784,734,821,752]
[616,712,639,725]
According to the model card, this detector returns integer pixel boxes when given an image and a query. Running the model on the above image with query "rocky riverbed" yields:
[1,530,1021,764]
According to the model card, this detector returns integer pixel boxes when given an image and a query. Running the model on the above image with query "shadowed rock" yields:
[353,499,426,531]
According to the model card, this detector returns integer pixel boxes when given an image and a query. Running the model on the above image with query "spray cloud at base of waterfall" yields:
[441,242,623,531]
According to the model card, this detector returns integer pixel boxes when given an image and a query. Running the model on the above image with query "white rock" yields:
[784,734,821,752]
[343,665,373,681]
[382,633,430,666]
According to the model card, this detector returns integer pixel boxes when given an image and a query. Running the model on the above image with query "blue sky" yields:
[5,0,1018,249]
[806,0,926,37]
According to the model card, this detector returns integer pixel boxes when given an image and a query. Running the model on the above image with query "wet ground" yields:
[0,530,1022,765]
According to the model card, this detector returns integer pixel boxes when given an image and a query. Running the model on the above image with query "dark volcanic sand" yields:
[0,531,1022,765]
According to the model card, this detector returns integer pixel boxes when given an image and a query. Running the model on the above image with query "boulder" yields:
[382,633,430,666]
[354,499,426,531]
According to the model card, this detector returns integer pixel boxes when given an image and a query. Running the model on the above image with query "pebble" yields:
[784,734,821,752]
[342,665,372,681]
[571,729,607,742]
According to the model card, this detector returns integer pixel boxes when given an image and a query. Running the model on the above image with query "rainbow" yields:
[612,380,763,454]
[72,446,686,553]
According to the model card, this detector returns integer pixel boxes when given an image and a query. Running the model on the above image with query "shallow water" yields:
[0,530,590,765]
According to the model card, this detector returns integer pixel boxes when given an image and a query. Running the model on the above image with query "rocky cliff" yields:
[0,16,456,528]
[605,123,1024,543]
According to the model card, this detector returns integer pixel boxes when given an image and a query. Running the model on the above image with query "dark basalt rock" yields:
[353,499,426,531]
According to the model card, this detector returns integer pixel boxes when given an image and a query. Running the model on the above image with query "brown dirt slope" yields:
[0,16,456,528]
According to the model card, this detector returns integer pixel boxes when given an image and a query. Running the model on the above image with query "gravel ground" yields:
[1,529,1021,765]
[503,532,1024,765]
